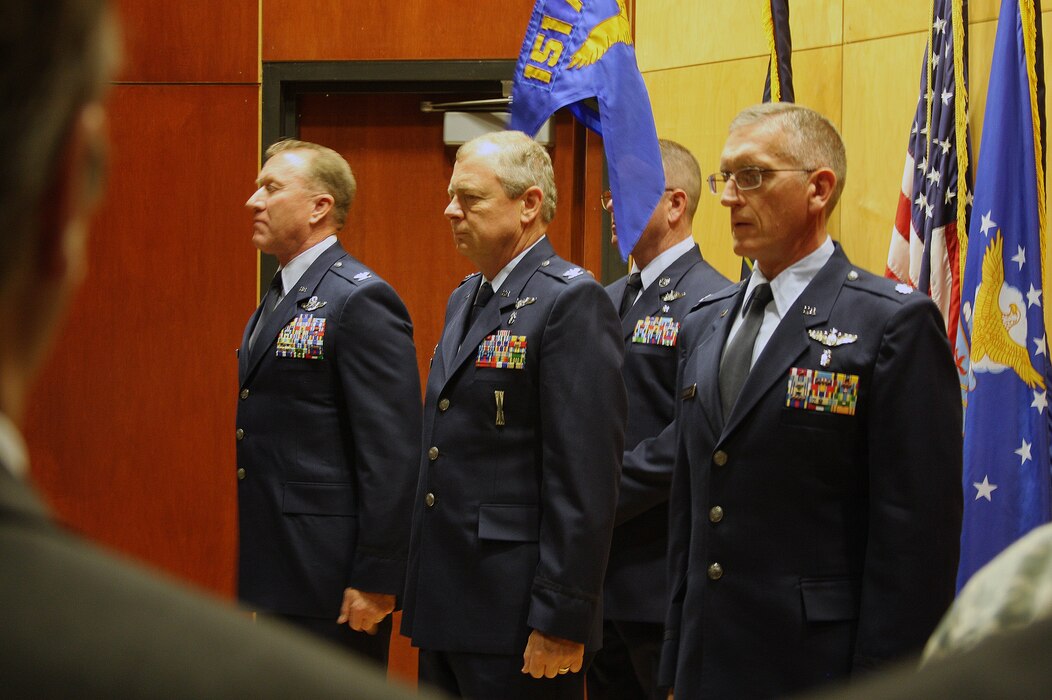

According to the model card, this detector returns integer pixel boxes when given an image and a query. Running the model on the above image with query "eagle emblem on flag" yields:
[568,0,631,68]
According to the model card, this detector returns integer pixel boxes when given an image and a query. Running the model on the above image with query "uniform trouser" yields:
[418,647,595,700]
[587,619,664,700]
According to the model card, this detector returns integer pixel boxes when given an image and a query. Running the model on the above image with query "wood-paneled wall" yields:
[636,1,1052,286]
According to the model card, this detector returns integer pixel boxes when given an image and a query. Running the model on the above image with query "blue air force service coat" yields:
[660,245,963,698]
[401,238,627,653]
[236,242,422,619]
[603,245,729,623]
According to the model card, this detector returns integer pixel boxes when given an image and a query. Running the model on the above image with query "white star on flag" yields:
[941,90,953,105]
[931,52,940,68]
[918,156,929,173]
[934,16,947,33]
[944,189,956,204]
[979,210,996,236]
[927,169,942,186]
[1035,335,1048,356]
[1015,439,1033,464]
[1028,285,1043,308]
[916,192,929,209]
[974,476,998,501]
[937,138,952,154]
[1012,246,1027,270]
[1033,389,1049,414]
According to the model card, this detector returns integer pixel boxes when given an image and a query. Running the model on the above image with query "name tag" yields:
[632,316,680,347]
[477,330,527,369]
[786,367,859,415]
[276,314,326,360]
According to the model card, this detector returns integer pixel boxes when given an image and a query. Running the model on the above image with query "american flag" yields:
[886,0,972,361]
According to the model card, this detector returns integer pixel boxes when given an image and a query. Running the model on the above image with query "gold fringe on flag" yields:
[1019,0,1046,290]
[762,1,780,102]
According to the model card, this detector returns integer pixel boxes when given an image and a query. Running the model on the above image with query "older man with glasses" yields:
[658,103,963,699]
[589,139,728,700]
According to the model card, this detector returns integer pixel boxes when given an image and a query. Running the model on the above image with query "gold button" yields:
[707,563,723,580]
[709,506,724,523]
[424,492,436,507]
[428,446,439,461]
[240,389,250,400]
[236,428,245,441]
[438,398,450,411]
[236,468,246,480]
[712,450,728,467]
[541,260,550,267]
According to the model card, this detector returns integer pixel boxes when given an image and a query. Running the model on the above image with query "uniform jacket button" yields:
[709,506,724,523]
[438,398,450,411]
[424,492,436,507]
[239,389,249,400]
[712,450,728,467]
[236,428,245,441]
[236,468,246,480]
[707,562,723,580]
[428,446,439,461]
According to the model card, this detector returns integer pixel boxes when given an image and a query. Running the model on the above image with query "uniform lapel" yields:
[621,245,703,338]
[241,242,347,383]
[445,238,555,380]
[720,247,850,437]
[439,279,475,377]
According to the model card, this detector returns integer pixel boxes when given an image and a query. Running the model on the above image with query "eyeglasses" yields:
[706,167,814,195]
[601,188,676,212]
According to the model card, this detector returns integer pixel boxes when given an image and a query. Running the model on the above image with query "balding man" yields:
[589,140,728,700]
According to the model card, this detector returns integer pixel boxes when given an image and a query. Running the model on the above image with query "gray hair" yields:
[265,139,357,228]
[730,102,847,214]
[457,131,558,223]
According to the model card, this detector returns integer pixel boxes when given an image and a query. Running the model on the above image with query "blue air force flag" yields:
[956,0,1051,590]
[510,0,664,261]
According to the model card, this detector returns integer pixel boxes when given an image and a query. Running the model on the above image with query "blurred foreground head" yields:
[0,0,120,418]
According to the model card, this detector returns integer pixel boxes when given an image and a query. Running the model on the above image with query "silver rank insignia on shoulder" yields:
[658,277,671,288]
[515,297,537,309]
[808,328,859,347]
[847,270,859,281]
[333,261,343,268]
[563,267,584,279]
[301,296,327,311]
[353,271,372,281]
[661,290,687,302]
[895,283,914,294]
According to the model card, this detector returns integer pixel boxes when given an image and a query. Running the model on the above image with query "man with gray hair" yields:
[401,130,627,698]
[238,138,421,661]
[590,139,728,700]
[0,1,429,697]
[660,103,962,698]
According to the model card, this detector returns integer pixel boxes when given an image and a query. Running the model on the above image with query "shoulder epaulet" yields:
[843,267,917,304]
[329,256,376,285]
[537,257,593,283]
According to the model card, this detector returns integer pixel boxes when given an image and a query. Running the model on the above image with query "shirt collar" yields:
[278,235,338,296]
[637,237,697,290]
[745,236,834,317]
[0,412,29,479]
[486,236,546,294]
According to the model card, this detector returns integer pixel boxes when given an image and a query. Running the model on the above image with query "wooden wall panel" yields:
[637,0,840,73]
[25,85,260,597]
[263,0,534,61]
[845,0,1000,43]
[114,0,257,82]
